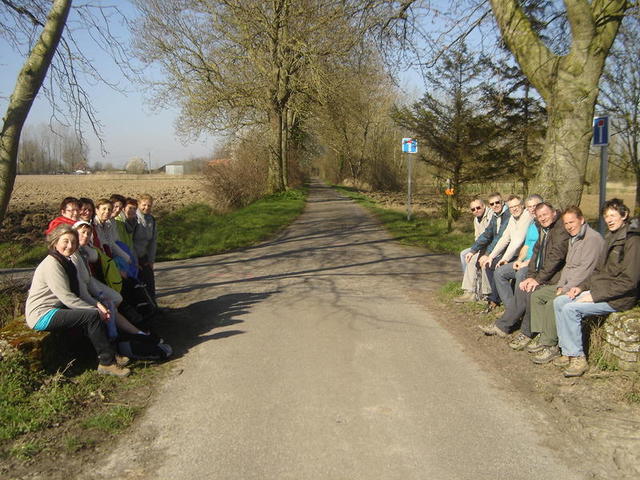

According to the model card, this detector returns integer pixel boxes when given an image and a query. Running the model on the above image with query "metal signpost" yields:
[402,138,418,220]
[593,116,609,234]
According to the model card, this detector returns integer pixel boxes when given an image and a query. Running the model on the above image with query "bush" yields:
[204,150,268,211]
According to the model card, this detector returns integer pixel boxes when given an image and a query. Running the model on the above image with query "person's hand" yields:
[566,287,582,299]
[479,255,491,268]
[513,259,529,271]
[464,251,475,263]
[497,258,508,267]
[556,287,563,296]
[96,302,110,322]
[519,278,539,292]
[576,292,593,303]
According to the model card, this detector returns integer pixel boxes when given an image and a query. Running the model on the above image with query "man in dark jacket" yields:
[464,192,511,311]
[554,199,640,377]
[479,202,570,347]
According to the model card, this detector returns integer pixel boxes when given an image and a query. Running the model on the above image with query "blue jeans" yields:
[553,292,615,357]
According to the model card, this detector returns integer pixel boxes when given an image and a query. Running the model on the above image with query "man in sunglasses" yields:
[459,193,511,308]
[455,197,493,303]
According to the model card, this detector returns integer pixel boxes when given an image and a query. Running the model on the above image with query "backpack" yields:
[95,248,123,293]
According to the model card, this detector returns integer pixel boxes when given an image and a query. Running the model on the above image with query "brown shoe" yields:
[531,345,560,364]
[563,356,588,377]
[98,363,131,377]
[477,323,508,338]
[115,355,130,367]
[454,292,476,303]
[553,355,570,367]
[509,333,533,351]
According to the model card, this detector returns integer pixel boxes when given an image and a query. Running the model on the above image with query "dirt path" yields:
[76,181,637,479]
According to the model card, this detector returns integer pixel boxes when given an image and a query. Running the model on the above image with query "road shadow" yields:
[152,291,278,360]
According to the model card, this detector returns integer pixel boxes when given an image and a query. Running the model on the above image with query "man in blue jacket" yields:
[463,192,511,313]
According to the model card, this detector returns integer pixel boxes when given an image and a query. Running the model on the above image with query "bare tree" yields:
[0,0,133,222]
[489,0,630,207]
[131,0,419,193]
[598,12,640,212]
[0,0,71,221]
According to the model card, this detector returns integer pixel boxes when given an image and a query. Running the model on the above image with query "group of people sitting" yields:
[25,194,170,378]
[456,193,639,378]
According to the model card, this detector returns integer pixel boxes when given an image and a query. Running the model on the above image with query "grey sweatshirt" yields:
[25,254,97,328]
[556,224,604,291]
[134,210,157,262]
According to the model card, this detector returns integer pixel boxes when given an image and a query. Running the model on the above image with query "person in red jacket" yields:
[45,197,81,235]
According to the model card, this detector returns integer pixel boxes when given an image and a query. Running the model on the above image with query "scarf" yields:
[48,249,80,297]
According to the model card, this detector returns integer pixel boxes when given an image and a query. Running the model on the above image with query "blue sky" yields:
[0,1,442,170]
[0,2,218,169]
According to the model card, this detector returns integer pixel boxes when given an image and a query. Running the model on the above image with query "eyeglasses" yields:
[470,206,483,212]
[508,203,522,210]
[489,201,502,206]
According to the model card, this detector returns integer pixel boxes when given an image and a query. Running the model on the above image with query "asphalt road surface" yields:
[85,181,582,480]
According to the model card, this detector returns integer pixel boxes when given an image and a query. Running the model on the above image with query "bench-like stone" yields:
[604,308,640,371]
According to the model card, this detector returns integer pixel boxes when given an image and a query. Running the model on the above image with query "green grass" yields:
[157,188,307,260]
[0,242,47,268]
[333,186,472,254]
[81,405,139,433]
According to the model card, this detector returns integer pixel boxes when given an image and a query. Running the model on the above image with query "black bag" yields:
[117,332,172,361]
[122,278,158,320]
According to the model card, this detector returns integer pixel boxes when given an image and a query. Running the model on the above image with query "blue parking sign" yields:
[402,138,418,153]
[593,116,609,146]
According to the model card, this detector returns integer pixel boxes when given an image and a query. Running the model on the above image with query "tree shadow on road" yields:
[154,291,279,360]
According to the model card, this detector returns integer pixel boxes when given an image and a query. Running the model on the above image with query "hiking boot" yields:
[531,345,561,364]
[115,355,130,367]
[553,355,570,368]
[563,356,589,377]
[454,292,476,303]
[526,337,545,354]
[98,363,131,377]
[509,333,533,351]
[480,301,499,315]
[477,323,508,338]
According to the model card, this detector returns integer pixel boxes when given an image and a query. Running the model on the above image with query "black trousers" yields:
[139,255,156,300]
[47,308,115,365]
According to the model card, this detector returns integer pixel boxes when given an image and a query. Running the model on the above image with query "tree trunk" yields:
[532,77,598,208]
[489,0,627,208]
[0,0,72,223]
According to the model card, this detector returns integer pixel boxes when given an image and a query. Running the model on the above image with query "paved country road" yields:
[84,182,582,480]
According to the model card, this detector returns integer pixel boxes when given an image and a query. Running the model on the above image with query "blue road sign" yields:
[593,116,609,146]
[402,138,418,153]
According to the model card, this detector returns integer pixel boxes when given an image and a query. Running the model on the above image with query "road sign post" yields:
[402,138,418,220]
[593,116,609,234]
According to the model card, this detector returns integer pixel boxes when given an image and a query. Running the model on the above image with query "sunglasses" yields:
[489,201,502,206]
[470,206,483,212]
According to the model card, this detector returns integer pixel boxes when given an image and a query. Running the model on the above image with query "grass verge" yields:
[157,188,307,261]
[333,185,472,254]
[0,242,47,269]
